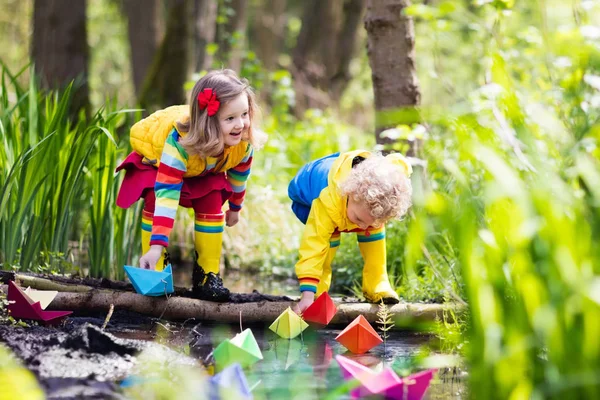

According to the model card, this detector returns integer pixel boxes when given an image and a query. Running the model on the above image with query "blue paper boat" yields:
[210,363,253,400]
[124,264,174,296]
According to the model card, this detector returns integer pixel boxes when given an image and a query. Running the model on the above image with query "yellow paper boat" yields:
[24,287,58,310]
[269,307,309,339]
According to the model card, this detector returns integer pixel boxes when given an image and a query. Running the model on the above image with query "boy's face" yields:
[347,197,381,230]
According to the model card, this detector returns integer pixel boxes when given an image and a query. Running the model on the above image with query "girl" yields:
[116,69,265,302]
[288,150,413,313]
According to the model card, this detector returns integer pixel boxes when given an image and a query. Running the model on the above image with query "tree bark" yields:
[330,0,366,102]
[193,0,218,72]
[251,0,286,71]
[121,0,162,98]
[292,0,360,114]
[32,0,89,117]
[215,0,249,73]
[365,0,421,156]
[139,0,191,111]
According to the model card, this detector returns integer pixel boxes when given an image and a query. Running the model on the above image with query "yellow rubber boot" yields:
[141,210,165,271]
[357,226,400,304]
[193,212,225,275]
[193,212,229,302]
[316,231,340,296]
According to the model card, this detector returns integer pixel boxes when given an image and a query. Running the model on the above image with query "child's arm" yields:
[149,130,188,249]
[226,143,253,217]
[295,198,336,295]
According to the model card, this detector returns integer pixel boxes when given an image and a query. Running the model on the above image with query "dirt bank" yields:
[0,311,199,399]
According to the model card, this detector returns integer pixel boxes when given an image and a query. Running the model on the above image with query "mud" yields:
[0,310,198,399]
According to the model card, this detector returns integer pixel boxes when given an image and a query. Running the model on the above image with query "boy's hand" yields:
[139,245,164,270]
[226,210,239,227]
[294,291,315,315]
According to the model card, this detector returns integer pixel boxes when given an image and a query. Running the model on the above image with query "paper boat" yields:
[124,264,174,296]
[335,315,382,354]
[336,355,436,400]
[7,281,72,325]
[213,329,263,371]
[24,287,58,310]
[269,307,309,339]
[210,363,253,399]
[302,292,337,327]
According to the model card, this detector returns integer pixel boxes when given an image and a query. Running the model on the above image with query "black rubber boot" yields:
[192,253,206,299]
[381,296,400,305]
[191,253,230,302]
[201,272,230,302]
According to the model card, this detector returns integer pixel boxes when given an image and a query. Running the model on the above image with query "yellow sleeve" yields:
[295,198,337,293]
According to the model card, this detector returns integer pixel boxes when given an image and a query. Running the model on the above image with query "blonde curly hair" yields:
[339,154,412,223]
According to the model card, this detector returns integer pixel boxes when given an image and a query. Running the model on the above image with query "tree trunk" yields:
[292,0,351,115]
[1,271,461,327]
[365,0,421,156]
[121,0,162,98]
[139,0,191,111]
[251,0,286,71]
[32,0,89,117]
[215,0,249,73]
[193,0,218,72]
[330,0,366,102]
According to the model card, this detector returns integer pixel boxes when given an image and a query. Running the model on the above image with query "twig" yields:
[239,310,243,333]
[157,280,171,320]
[155,321,178,334]
[101,304,114,330]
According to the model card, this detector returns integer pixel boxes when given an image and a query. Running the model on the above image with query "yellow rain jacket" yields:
[293,150,412,302]
[129,105,250,177]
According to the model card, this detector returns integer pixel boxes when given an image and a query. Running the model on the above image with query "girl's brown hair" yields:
[178,69,262,157]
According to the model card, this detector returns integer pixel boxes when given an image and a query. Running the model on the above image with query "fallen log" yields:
[0,282,462,329]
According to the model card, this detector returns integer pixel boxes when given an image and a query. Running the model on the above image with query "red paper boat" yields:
[335,315,383,354]
[7,281,72,325]
[302,292,337,326]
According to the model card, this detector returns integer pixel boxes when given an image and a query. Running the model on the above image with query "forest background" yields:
[1,1,600,398]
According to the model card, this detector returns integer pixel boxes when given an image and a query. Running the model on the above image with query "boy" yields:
[288,150,413,313]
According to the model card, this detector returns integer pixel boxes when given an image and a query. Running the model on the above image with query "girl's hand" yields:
[226,210,240,227]
[139,245,164,270]
[294,291,315,315]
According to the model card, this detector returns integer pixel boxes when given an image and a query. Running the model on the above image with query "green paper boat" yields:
[213,328,263,371]
[269,307,309,339]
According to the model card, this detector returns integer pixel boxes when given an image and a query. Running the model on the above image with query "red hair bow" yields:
[197,88,220,116]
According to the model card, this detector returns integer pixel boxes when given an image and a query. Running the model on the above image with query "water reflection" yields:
[114,321,465,399]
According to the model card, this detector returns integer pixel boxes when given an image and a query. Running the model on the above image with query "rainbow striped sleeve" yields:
[226,143,253,211]
[299,277,319,293]
[150,129,188,247]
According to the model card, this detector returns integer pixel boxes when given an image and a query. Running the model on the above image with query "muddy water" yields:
[113,319,465,399]
[0,309,464,399]
[1,266,464,398]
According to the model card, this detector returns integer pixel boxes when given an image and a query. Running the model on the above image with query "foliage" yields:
[0,64,138,278]
[0,344,44,400]
[401,1,600,398]
[376,301,395,355]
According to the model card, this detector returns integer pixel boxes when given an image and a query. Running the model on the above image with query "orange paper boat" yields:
[302,292,337,327]
[335,315,382,354]
[7,281,72,325]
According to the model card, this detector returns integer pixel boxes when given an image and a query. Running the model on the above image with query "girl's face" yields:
[347,196,379,230]
[218,93,250,147]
